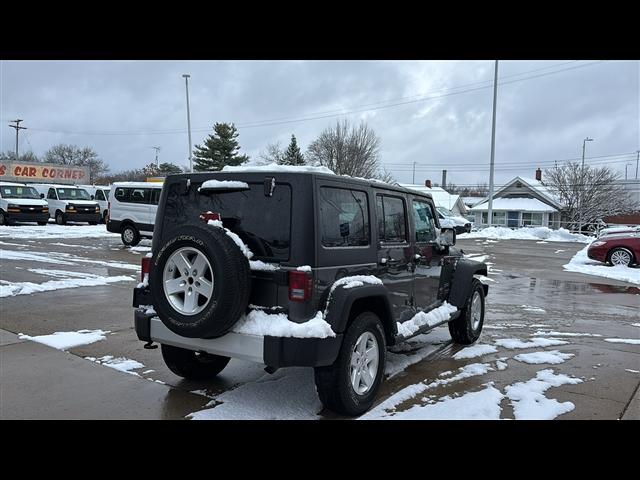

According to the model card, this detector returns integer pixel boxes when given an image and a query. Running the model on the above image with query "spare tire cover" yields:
[150,224,251,338]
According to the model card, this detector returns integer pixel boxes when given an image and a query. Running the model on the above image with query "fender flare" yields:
[448,258,488,309]
[323,283,396,338]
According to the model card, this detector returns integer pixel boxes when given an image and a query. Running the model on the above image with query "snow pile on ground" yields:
[494,337,569,349]
[504,369,582,419]
[188,367,322,420]
[396,302,457,337]
[458,226,592,243]
[86,355,145,375]
[453,344,498,360]
[0,224,118,240]
[1,249,139,271]
[198,180,249,191]
[0,271,134,297]
[604,338,640,345]
[18,329,109,350]
[232,310,335,338]
[563,245,640,285]
[532,330,602,337]
[222,163,335,175]
[513,350,575,364]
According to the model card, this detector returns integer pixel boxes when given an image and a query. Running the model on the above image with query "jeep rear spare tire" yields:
[150,224,251,339]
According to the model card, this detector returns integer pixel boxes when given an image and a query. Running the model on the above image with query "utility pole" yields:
[151,146,161,167]
[183,74,193,173]
[636,150,639,180]
[441,169,447,190]
[578,137,593,233]
[9,119,27,161]
[412,161,416,184]
[625,163,631,180]
[487,60,498,227]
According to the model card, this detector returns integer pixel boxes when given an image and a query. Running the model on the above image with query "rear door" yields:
[411,198,446,311]
[375,192,415,323]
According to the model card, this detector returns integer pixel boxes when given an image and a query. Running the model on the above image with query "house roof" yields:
[470,197,558,212]
[399,184,466,212]
[473,176,563,211]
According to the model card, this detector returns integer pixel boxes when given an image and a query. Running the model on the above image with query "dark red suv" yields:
[587,233,640,267]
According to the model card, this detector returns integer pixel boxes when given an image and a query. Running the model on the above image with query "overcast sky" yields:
[1,60,638,186]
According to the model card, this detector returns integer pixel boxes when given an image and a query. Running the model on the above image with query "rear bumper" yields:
[134,308,343,369]
[5,212,49,223]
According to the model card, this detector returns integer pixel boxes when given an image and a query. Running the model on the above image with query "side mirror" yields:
[439,228,456,246]
[40,193,45,199]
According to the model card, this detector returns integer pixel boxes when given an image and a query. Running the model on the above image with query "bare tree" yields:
[43,144,109,183]
[544,162,638,229]
[0,150,39,162]
[258,142,285,165]
[306,119,389,181]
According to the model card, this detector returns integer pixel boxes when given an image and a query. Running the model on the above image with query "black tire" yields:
[607,247,634,267]
[121,223,140,247]
[0,211,9,226]
[150,224,251,339]
[55,211,66,225]
[102,210,108,224]
[161,344,230,380]
[448,279,485,344]
[314,311,386,417]
[37,221,48,226]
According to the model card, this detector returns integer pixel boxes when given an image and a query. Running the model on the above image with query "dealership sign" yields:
[0,161,89,185]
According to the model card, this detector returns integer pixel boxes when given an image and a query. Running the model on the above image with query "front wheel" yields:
[314,311,386,416]
[121,224,140,246]
[0,211,10,226]
[608,248,634,267]
[55,211,66,225]
[448,279,485,344]
[161,344,230,380]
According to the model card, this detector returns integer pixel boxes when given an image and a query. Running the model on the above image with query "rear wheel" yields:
[161,344,230,380]
[121,223,140,246]
[314,311,386,416]
[608,248,634,266]
[448,279,485,344]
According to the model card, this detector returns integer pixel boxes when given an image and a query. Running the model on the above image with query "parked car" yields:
[31,183,101,225]
[598,225,640,237]
[107,181,163,246]
[587,232,640,267]
[78,184,111,223]
[436,206,472,234]
[0,181,50,225]
[132,169,489,416]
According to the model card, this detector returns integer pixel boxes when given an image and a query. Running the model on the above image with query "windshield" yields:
[1,185,41,199]
[56,188,91,201]
[436,206,452,217]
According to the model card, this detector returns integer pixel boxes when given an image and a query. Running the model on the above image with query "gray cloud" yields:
[1,60,638,186]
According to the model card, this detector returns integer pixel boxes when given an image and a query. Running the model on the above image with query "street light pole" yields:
[578,137,593,233]
[182,74,193,173]
[487,60,499,227]
[9,119,26,161]
[636,150,639,180]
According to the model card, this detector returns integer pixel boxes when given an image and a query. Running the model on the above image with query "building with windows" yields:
[469,171,563,228]
[400,181,468,216]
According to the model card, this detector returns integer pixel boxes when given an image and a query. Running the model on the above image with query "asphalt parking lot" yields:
[1,228,638,419]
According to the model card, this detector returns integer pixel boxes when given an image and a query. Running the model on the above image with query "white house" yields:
[400,181,468,216]
[470,171,563,228]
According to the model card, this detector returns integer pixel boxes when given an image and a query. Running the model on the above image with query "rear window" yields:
[319,187,370,247]
[114,187,155,204]
[164,181,291,261]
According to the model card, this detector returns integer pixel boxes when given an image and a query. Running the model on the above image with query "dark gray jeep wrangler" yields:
[133,168,488,416]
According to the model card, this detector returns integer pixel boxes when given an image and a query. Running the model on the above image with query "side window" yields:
[412,200,437,243]
[130,188,151,204]
[114,187,128,202]
[47,188,57,200]
[319,187,370,247]
[150,189,161,205]
[95,190,105,201]
[377,194,408,243]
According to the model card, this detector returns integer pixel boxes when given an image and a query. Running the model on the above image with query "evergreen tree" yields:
[192,123,249,171]
[279,134,305,166]
[157,162,183,175]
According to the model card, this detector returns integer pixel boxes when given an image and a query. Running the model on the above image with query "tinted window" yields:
[377,194,407,243]
[412,200,437,242]
[47,188,57,200]
[164,182,291,261]
[319,187,369,247]
[114,187,154,204]
[151,188,161,205]
[95,190,105,201]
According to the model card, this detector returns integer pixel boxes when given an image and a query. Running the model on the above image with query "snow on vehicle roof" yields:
[111,181,164,187]
[30,183,87,189]
[0,181,28,187]
[199,179,249,191]
[221,163,336,175]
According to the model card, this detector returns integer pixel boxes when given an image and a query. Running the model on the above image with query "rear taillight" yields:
[200,211,221,223]
[289,271,312,302]
[141,256,151,283]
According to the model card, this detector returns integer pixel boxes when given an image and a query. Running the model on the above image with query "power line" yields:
[26,61,606,137]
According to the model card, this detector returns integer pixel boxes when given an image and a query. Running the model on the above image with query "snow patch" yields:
[494,337,570,349]
[0,274,134,297]
[232,310,335,339]
[459,226,591,243]
[604,338,640,345]
[513,350,575,365]
[453,344,498,360]
[207,219,253,259]
[563,245,640,285]
[396,302,458,338]
[88,355,145,375]
[0,224,118,240]
[19,329,108,350]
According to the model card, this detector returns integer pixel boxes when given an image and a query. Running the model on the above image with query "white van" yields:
[78,184,111,223]
[31,183,101,225]
[0,181,50,226]
[107,181,163,246]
